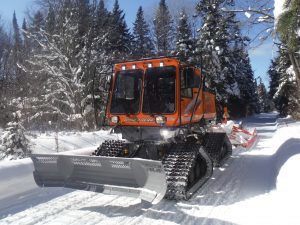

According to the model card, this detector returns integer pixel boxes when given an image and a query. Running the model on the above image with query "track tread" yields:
[203,132,232,167]
[93,140,125,157]
[162,143,211,200]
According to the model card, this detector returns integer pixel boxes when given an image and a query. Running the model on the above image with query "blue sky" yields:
[0,0,274,87]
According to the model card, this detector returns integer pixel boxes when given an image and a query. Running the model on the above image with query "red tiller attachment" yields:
[229,126,258,148]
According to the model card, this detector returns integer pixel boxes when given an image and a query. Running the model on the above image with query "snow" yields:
[1,113,300,225]
[244,12,251,18]
[258,16,270,22]
[286,65,296,80]
[274,0,285,22]
[29,130,118,154]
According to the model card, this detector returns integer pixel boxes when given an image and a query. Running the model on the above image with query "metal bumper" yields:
[31,154,167,204]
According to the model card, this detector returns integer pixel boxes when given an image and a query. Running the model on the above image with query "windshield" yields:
[110,70,143,114]
[142,66,176,114]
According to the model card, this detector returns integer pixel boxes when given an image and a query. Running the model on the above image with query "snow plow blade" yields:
[31,154,167,204]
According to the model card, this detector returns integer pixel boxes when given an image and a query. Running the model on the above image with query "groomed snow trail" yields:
[1,112,300,225]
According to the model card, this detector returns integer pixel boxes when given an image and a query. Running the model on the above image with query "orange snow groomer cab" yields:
[106,57,216,140]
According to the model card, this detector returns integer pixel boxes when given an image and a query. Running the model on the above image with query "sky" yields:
[0,0,274,87]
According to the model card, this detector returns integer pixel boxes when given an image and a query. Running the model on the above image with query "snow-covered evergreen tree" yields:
[274,0,300,118]
[196,0,239,105]
[175,9,193,62]
[257,81,270,113]
[230,17,259,116]
[132,6,154,58]
[12,11,24,96]
[107,0,132,60]
[95,0,109,39]
[0,18,12,127]
[12,11,22,53]
[45,6,55,35]
[22,18,31,53]
[153,0,174,55]
[277,0,300,86]
[77,0,90,38]
[273,47,300,117]
[268,57,280,101]
[196,0,259,118]
[0,112,30,160]
[196,0,222,93]
[31,11,45,32]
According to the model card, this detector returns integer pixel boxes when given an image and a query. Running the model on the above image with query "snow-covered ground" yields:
[29,130,119,154]
[1,112,300,225]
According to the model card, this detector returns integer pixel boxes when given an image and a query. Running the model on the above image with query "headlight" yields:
[160,129,169,137]
[155,116,166,125]
[160,129,175,139]
[110,116,119,124]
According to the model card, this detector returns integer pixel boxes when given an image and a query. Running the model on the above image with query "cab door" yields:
[180,67,203,125]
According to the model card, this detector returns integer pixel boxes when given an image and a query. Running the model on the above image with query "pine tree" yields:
[195,0,260,118]
[11,11,25,99]
[273,47,300,117]
[0,17,12,127]
[275,0,300,118]
[268,57,280,100]
[0,113,30,160]
[196,0,239,105]
[108,0,132,60]
[196,0,222,90]
[132,6,154,58]
[277,0,300,88]
[90,0,114,127]
[0,16,10,85]
[45,6,55,34]
[153,0,174,55]
[31,11,45,32]
[95,0,109,33]
[216,10,240,100]
[22,18,27,33]
[77,0,90,37]
[12,11,22,51]
[175,9,193,62]
[257,81,270,113]
[230,15,259,116]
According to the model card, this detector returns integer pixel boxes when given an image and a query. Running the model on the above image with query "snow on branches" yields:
[0,112,31,160]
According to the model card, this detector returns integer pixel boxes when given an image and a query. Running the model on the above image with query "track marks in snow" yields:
[2,112,291,225]
[1,192,99,225]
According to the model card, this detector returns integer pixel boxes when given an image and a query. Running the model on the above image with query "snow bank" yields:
[272,123,300,198]
[29,130,118,154]
[277,154,300,194]
[0,158,35,200]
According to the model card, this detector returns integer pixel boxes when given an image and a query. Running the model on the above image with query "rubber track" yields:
[162,143,209,200]
[203,133,232,167]
[94,140,125,157]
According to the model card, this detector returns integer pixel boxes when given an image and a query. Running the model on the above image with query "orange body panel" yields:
[106,58,216,127]
[203,91,217,119]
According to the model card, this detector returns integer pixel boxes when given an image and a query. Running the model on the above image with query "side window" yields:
[181,68,194,98]
[194,75,200,88]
